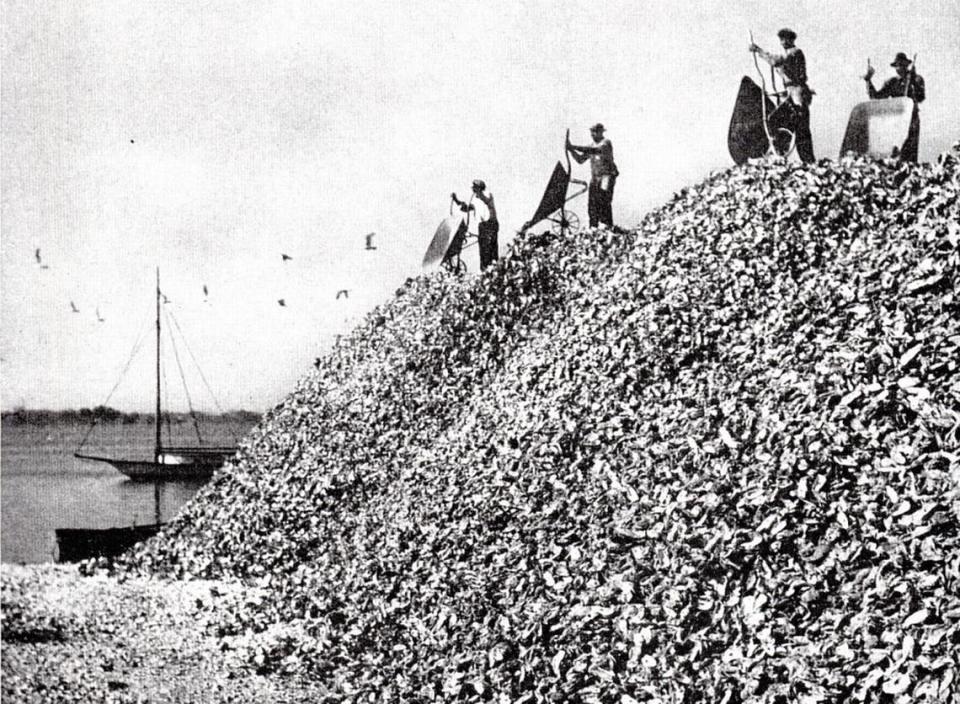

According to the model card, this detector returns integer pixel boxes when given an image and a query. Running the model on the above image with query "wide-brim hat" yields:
[891,52,912,67]
[777,28,797,41]
[590,123,605,133]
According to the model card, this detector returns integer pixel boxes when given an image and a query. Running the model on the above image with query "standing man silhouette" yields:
[567,123,619,229]
[864,52,926,162]
[749,28,816,163]
[452,179,499,269]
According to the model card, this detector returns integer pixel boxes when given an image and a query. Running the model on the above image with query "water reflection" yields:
[1,419,232,564]
[1,472,208,564]
[116,478,208,526]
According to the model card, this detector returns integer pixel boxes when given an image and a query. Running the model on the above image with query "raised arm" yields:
[567,145,591,163]
[566,132,592,163]
[863,62,884,98]
[749,43,783,68]
[866,77,898,100]
[569,142,600,155]
[450,193,474,212]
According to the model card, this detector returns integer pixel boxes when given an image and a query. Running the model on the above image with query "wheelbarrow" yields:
[519,130,588,235]
[840,97,917,160]
[840,56,920,161]
[728,34,800,164]
[422,194,476,274]
[728,76,799,164]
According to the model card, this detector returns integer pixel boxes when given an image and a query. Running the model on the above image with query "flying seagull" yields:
[203,284,209,300]
[281,253,292,262]
[70,301,79,313]
[35,248,49,269]
[278,298,286,307]
[364,232,377,250]
[96,307,105,323]
[336,289,349,300]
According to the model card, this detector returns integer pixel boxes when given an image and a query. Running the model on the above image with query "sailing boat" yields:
[75,269,236,480]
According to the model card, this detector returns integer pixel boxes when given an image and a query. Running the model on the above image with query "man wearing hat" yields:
[451,179,499,269]
[567,123,619,229]
[864,52,925,162]
[749,28,816,163]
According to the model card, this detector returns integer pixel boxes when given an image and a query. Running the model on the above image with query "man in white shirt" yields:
[452,179,499,269]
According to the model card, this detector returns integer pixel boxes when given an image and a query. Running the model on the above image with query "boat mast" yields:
[155,267,162,465]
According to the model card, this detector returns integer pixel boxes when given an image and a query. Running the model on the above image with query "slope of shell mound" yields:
[128,147,960,702]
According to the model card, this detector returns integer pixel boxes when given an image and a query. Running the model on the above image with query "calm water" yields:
[1,417,247,563]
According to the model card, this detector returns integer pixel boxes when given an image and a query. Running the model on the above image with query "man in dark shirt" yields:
[864,52,926,162]
[567,123,619,229]
[749,28,816,163]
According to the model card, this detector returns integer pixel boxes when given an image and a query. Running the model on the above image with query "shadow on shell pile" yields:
[124,146,960,702]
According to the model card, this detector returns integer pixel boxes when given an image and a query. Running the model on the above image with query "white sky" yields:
[2,0,959,412]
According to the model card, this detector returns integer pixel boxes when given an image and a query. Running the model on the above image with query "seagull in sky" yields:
[336,289,349,300]
[96,307,105,323]
[34,248,49,269]
[281,253,292,262]
[70,301,79,313]
[364,233,377,250]
[203,284,209,301]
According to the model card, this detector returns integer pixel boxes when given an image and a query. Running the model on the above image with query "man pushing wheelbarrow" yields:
[748,28,816,163]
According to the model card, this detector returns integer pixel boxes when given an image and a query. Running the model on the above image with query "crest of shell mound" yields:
[127,147,960,701]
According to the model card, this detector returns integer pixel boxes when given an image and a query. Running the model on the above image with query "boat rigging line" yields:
[162,304,240,445]
[164,308,233,422]
[76,309,152,452]
[163,306,204,445]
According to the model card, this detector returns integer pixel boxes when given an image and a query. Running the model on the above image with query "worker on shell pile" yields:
[451,179,499,270]
[864,52,926,162]
[567,123,619,230]
[749,28,816,163]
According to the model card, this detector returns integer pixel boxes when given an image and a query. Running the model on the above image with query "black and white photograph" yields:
[2,1,959,701]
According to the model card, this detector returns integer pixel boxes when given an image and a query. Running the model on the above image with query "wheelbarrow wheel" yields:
[550,210,580,235]
[444,257,467,276]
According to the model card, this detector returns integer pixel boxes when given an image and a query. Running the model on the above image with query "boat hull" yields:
[75,447,233,481]
[56,524,163,562]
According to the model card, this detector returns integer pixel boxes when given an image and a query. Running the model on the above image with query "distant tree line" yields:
[1,406,261,425]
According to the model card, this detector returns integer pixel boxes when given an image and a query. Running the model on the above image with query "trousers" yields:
[588,175,616,228]
[478,219,499,269]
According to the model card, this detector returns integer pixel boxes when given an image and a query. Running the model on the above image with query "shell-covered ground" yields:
[1,564,332,703]
[6,148,960,703]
